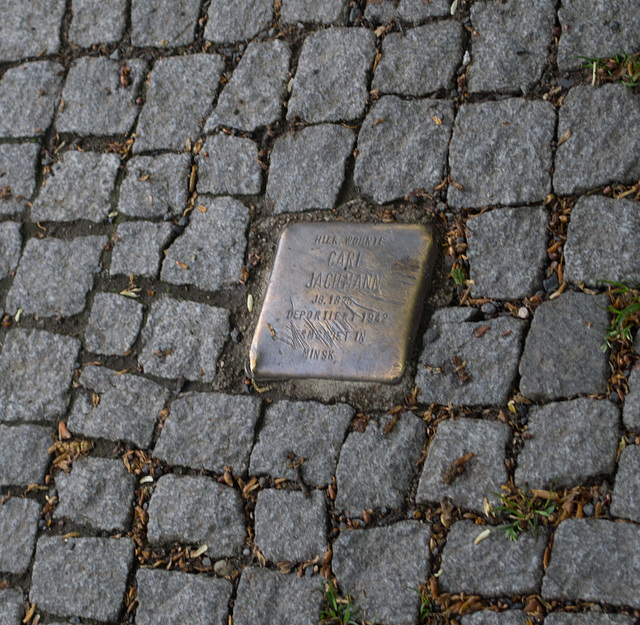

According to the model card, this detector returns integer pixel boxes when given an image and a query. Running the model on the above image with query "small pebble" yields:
[583,503,594,516]
[243,548,250,556]
[202,557,211,567]
[481,302,497,316]
[463,50,471,65]
[558,77,574,89]
[518,307,529,319]
[214,559,231,576]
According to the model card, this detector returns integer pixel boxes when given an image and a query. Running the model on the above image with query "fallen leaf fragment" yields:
[557,129,571,147]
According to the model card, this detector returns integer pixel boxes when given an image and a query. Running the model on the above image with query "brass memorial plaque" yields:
[249,223,435,383]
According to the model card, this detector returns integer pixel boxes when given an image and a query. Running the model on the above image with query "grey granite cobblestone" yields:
[0,424,51,486]
[416,418,509,512]
[611,444,640,523]
[373,22,462,96]
[0,329,79,423]
[0,498,40,574]
[197,134,262,196]
[281,0,347,24]
[463,612,529,625]
[545,615,637,625]
[364,0,450,22]
[6,236,106,316]
[132,0,201,47]
[0,143,40,215]
[233,568,322,625]
[206,40,291,133]
[254,489,327,562]
[249,400,353,486]
[136,569,233,625]
[0,0,65,61]
[519,293,609,401]
[333,522,431,625]
[84,293,144,355]
[355,96,453,204]
[468,0,555,94]
[57,57,146,136]
[564,195,640,286]
[624,368,640,432]
[161,196,249,292]
[0,61,64,138]
[0,589,23,624]
[54,457,136,531]
[0,222,21,277]
[448,99,555,208]
[154,392,261,474]
[139,296,229,382]
[515,398,620,489]
[288,27,376,124]
[69,0,128,47]
[542,519,640,607]
[30,536,134,621]
[440,520,548,596]
[204,0,273,44]
[266,124,354,214]
[118,154,190,218]
[67,365,169,448]
[110,221,173,278]
[335,412,426,513]
[32,151,120,223]
[466,206,548,300]
[415,309,525,406]
[135,55,225,152]
[554,85,640,196]
[147,475,246,557]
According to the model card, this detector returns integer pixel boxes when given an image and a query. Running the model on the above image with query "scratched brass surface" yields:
[249,222,435,383]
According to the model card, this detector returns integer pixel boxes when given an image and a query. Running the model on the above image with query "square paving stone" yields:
[254,489,326,562]
[57,57,146,136]
[333,521,431,625]
[139,296,229,382]
[67,365,169,448]
[249,400,354,486]
[110,221,172,278]
[0,0,65,61]
[373,22,462,96]
[0,498,40,574]
[266,124,354,214]
[564,196,640,287]
[0,62,64,138]
[440,520,548,596]
[131,0,201,47]
[623,368,640,432]
[6,236,106,317]
[0,143,40,216]
[542,519,640,607]
[554,85,640,196]
[335,412,426,514]
[288,27,376,124]
[611,444,640,523]
[415,309,525,406]
[0,424,51,486]
[233,567,323,625]
[365,0,450,22]
[546,615,637,625]
[466,206,549,300]
[557,0,640,71]
[515,398,620,490]
[69,0,128,47]
[0,589,23,624]
[416,418,510,512]
[519,293,610,401]
[31,151,120,222]
[136,569,233,625]
[0,329,79,423]
[197,134,262,195]
[204,0,273,44]
[0,222,21,277]
[448,99,555,208]
[468,0,555,94]
[84,293,143,356]
[54,457,136,531]
[281,0,347,24]
[30,536,134,621]
[147,475,246,557]
[205,40,291,133]
[463,612,529,625]
[135,55,225,153]
[161,196,249,292]
[154,392,261,474]
[355,96,453,204]
[118,154,190,218]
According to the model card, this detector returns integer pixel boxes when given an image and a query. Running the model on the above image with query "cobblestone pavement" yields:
[1,1,640,624]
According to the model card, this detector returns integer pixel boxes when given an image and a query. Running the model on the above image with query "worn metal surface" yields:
[249,222,435,383]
